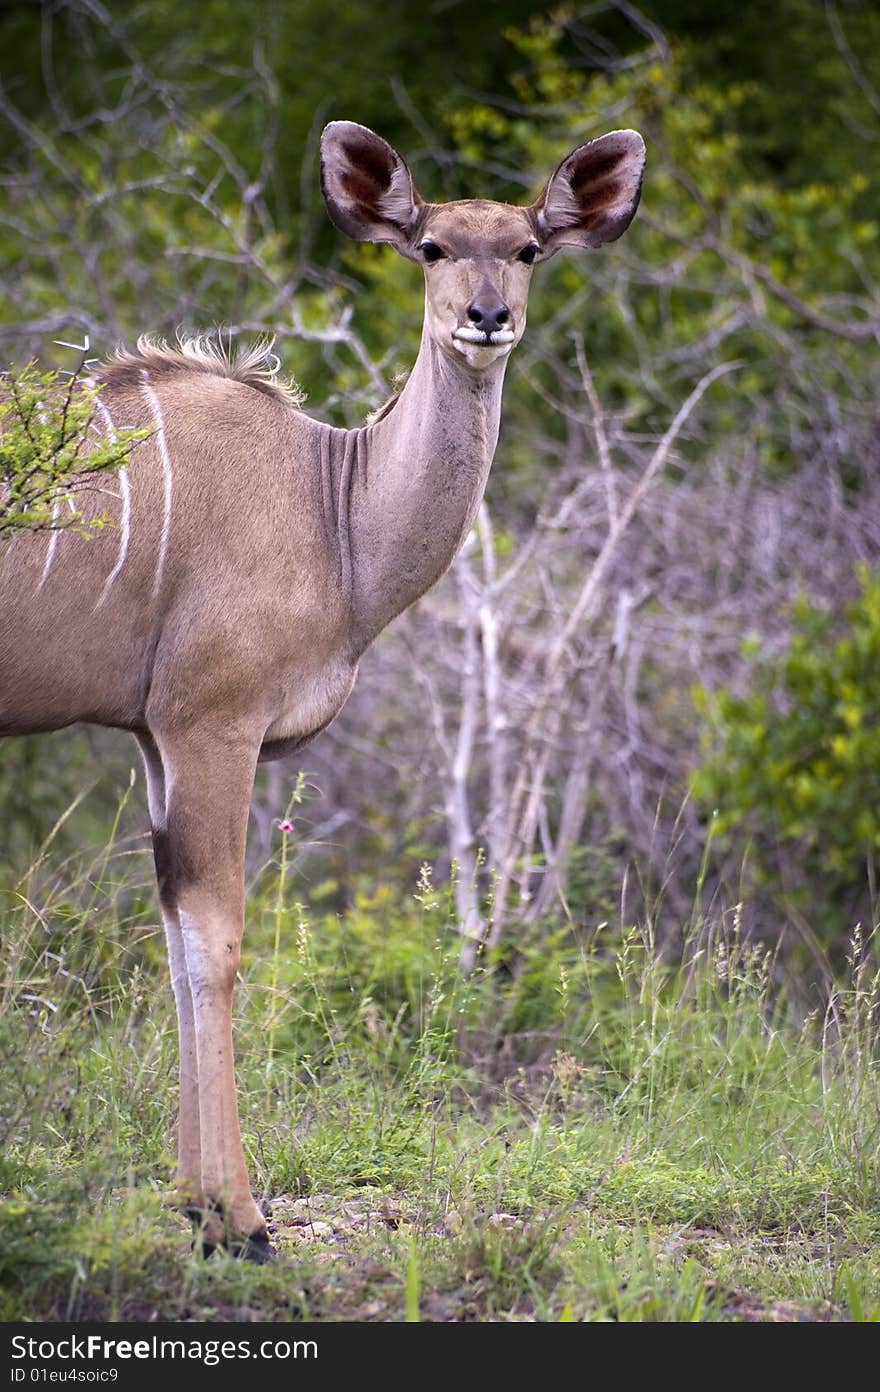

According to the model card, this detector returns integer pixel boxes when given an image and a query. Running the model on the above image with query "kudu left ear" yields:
[320,121,422,252]
[533,130,646,253]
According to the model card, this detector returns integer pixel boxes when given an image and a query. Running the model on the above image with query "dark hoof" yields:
[187,1202,275,1263]
[230,1231,275,1263]
[183,1202,209,1226]
[195,1231,275,1263]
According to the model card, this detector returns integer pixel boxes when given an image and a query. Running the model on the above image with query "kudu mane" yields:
[96,333,304,408]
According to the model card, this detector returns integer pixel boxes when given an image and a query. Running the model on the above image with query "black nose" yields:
[467,302,510,333]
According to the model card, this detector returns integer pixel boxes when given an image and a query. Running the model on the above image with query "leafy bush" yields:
[0,359,145,538]
[693,566,880,936]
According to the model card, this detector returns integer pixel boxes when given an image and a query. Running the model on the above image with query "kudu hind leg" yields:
[135,734,202,1206]
[150,724,270,1258]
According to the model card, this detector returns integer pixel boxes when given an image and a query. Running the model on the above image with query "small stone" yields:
[487,1212,521,1228]
[284,1219,335,1242]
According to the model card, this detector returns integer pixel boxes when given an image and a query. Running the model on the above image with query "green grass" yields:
[0,823,878,1322]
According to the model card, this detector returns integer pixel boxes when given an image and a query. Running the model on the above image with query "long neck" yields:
[340,327,508,648]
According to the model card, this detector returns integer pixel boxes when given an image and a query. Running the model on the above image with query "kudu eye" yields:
[419,241,445,263]
[517,242,541,265]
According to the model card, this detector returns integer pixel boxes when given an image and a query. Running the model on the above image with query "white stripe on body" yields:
[139,370,173,597]
[93,397,133,608]
[36,498,62,592]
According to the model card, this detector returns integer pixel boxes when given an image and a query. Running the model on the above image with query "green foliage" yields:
[651,0,880,190]
[421,4,879,571]
[0,361,146,539]
[693,567,880,929]
[1,836,878,1319]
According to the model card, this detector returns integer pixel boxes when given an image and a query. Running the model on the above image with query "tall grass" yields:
[0,797,878,1320]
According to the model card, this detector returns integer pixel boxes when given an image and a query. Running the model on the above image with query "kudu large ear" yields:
[320,121,421,251]
[533,130,645,254]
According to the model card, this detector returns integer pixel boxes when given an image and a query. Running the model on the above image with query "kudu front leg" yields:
[135,734,202,1207]
[146,723,270,1260]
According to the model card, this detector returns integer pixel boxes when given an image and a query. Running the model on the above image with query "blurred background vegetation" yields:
[1,0,879,961]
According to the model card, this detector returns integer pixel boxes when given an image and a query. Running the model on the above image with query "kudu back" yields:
[0,122,645,1257]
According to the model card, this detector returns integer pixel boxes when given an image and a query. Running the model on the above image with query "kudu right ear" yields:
[320,122,422,251]
[533,130,646,254]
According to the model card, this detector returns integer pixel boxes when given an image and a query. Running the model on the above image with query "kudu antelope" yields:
[0,122,645,1258]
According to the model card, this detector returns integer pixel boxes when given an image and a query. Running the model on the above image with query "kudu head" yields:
[320,121,645,370]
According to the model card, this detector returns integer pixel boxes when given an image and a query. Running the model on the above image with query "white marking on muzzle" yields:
[140,371,173,598]
[452,326,516,346]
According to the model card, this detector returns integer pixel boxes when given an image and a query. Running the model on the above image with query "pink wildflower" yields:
[276,818,295,834]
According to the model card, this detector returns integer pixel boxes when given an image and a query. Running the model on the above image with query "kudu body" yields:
[0,123,644,1258]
